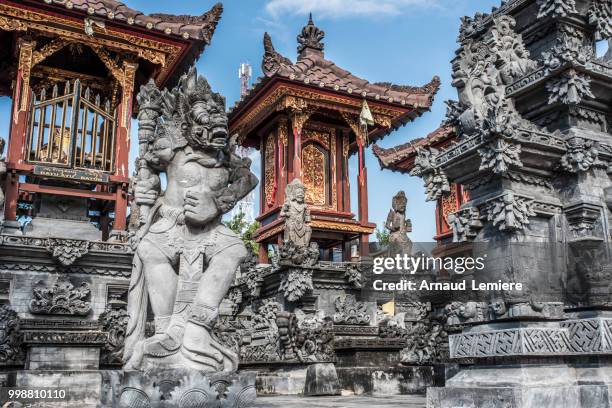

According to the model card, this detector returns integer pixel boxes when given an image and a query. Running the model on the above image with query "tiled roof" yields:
[36,0,223,42]
[229,15,440,115]
[372,126,455,172]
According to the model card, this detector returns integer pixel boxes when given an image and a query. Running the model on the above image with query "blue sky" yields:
[0,0,502,241]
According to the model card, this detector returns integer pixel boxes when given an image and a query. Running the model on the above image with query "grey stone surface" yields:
[304,363,341,396]
[27,346,100,370]
[254,395,426,407]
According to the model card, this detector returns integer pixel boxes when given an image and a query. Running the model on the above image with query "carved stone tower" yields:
[379,1,612,406]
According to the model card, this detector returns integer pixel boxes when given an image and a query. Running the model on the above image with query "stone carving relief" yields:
[279,268,314,302]
[537,0,577,19]
[588,0,612,40]
[45,238,89,266]
[0,305,23,365]
[99,307,128,365]
[542,27,591,71]
[560,138,602,172]
[29,275,91,316]
[546,70,595,105]
[478,137,522,174]
[451,15,537,139]
[124,66,258,373]
[332,295,371,325]
[448,207,483,242]
[385,191,413,256]
[344,264,363,288]
[483,192,536,232]
[410,148,450,202]
[401,320,445,364]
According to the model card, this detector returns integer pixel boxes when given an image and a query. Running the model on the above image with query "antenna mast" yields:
[233,63,255,223]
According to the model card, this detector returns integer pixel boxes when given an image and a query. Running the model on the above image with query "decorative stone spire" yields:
[297,13,324,57]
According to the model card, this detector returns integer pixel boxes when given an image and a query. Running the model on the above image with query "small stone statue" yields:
[280,179,312,248]
[385,191,412,257]
[123,67,258,373]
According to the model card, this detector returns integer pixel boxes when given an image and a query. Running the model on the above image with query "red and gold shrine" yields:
[229,15,440,262]
[0,0,222,239]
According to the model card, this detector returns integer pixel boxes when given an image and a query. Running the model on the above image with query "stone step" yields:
[253,395,426,408]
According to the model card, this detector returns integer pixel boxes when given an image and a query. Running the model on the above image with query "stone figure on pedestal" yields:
[385,191,412,257]
[123,67,258,373]
[280,179,312,248]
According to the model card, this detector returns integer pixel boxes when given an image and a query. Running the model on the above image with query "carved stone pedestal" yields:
[427,317,612,407]
[117,369,257,408]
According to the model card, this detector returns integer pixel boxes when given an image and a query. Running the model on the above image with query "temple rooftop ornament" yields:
[228,14,440,262]
[297,13,325,56]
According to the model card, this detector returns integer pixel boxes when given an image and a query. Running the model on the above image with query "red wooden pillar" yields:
[259,242,269,264]
[112,61,137,232]
[290,110,311,181]
[357,131,369,256]
[4,39,35,222]
[292,124,302,179]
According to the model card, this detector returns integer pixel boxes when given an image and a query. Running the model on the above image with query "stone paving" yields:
[253,395,427,407]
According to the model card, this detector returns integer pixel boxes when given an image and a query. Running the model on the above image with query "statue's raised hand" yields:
[134,177,159,206]
[184,189,220,226]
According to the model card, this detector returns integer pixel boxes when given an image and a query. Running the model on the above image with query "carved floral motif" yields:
[588,0,612,40]
[448,207,483,242]
[99,307,128,365]
[45,238,89,266]
[279,267,314,302]
[302,143,327,206]
[546,70,595,105]
[264,133,276,208]
[484,192,536,232]
[478,138,522,174]
[29,275,91,316]
[410,148,450,202]
[0,305,23,365]
[537,0,577,18]
[333,295,371,325]
[560,138,602,173]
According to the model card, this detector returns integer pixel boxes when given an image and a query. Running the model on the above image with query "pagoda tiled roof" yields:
[229,15,440,116]
[34,0,223,42]
[372,125,455,173]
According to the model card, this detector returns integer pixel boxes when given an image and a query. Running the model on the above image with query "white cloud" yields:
[265,0,441,19]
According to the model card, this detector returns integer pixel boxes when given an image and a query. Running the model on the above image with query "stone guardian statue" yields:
[385,191,412,257]
[123,67,258,373]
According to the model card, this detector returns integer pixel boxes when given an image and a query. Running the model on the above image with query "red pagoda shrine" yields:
[0,0,222,239]
[229,15,440,262]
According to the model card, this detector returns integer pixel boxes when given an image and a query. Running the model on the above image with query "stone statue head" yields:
[287,179,306,204]
[392,191,407,213]
[161,66,229,153]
